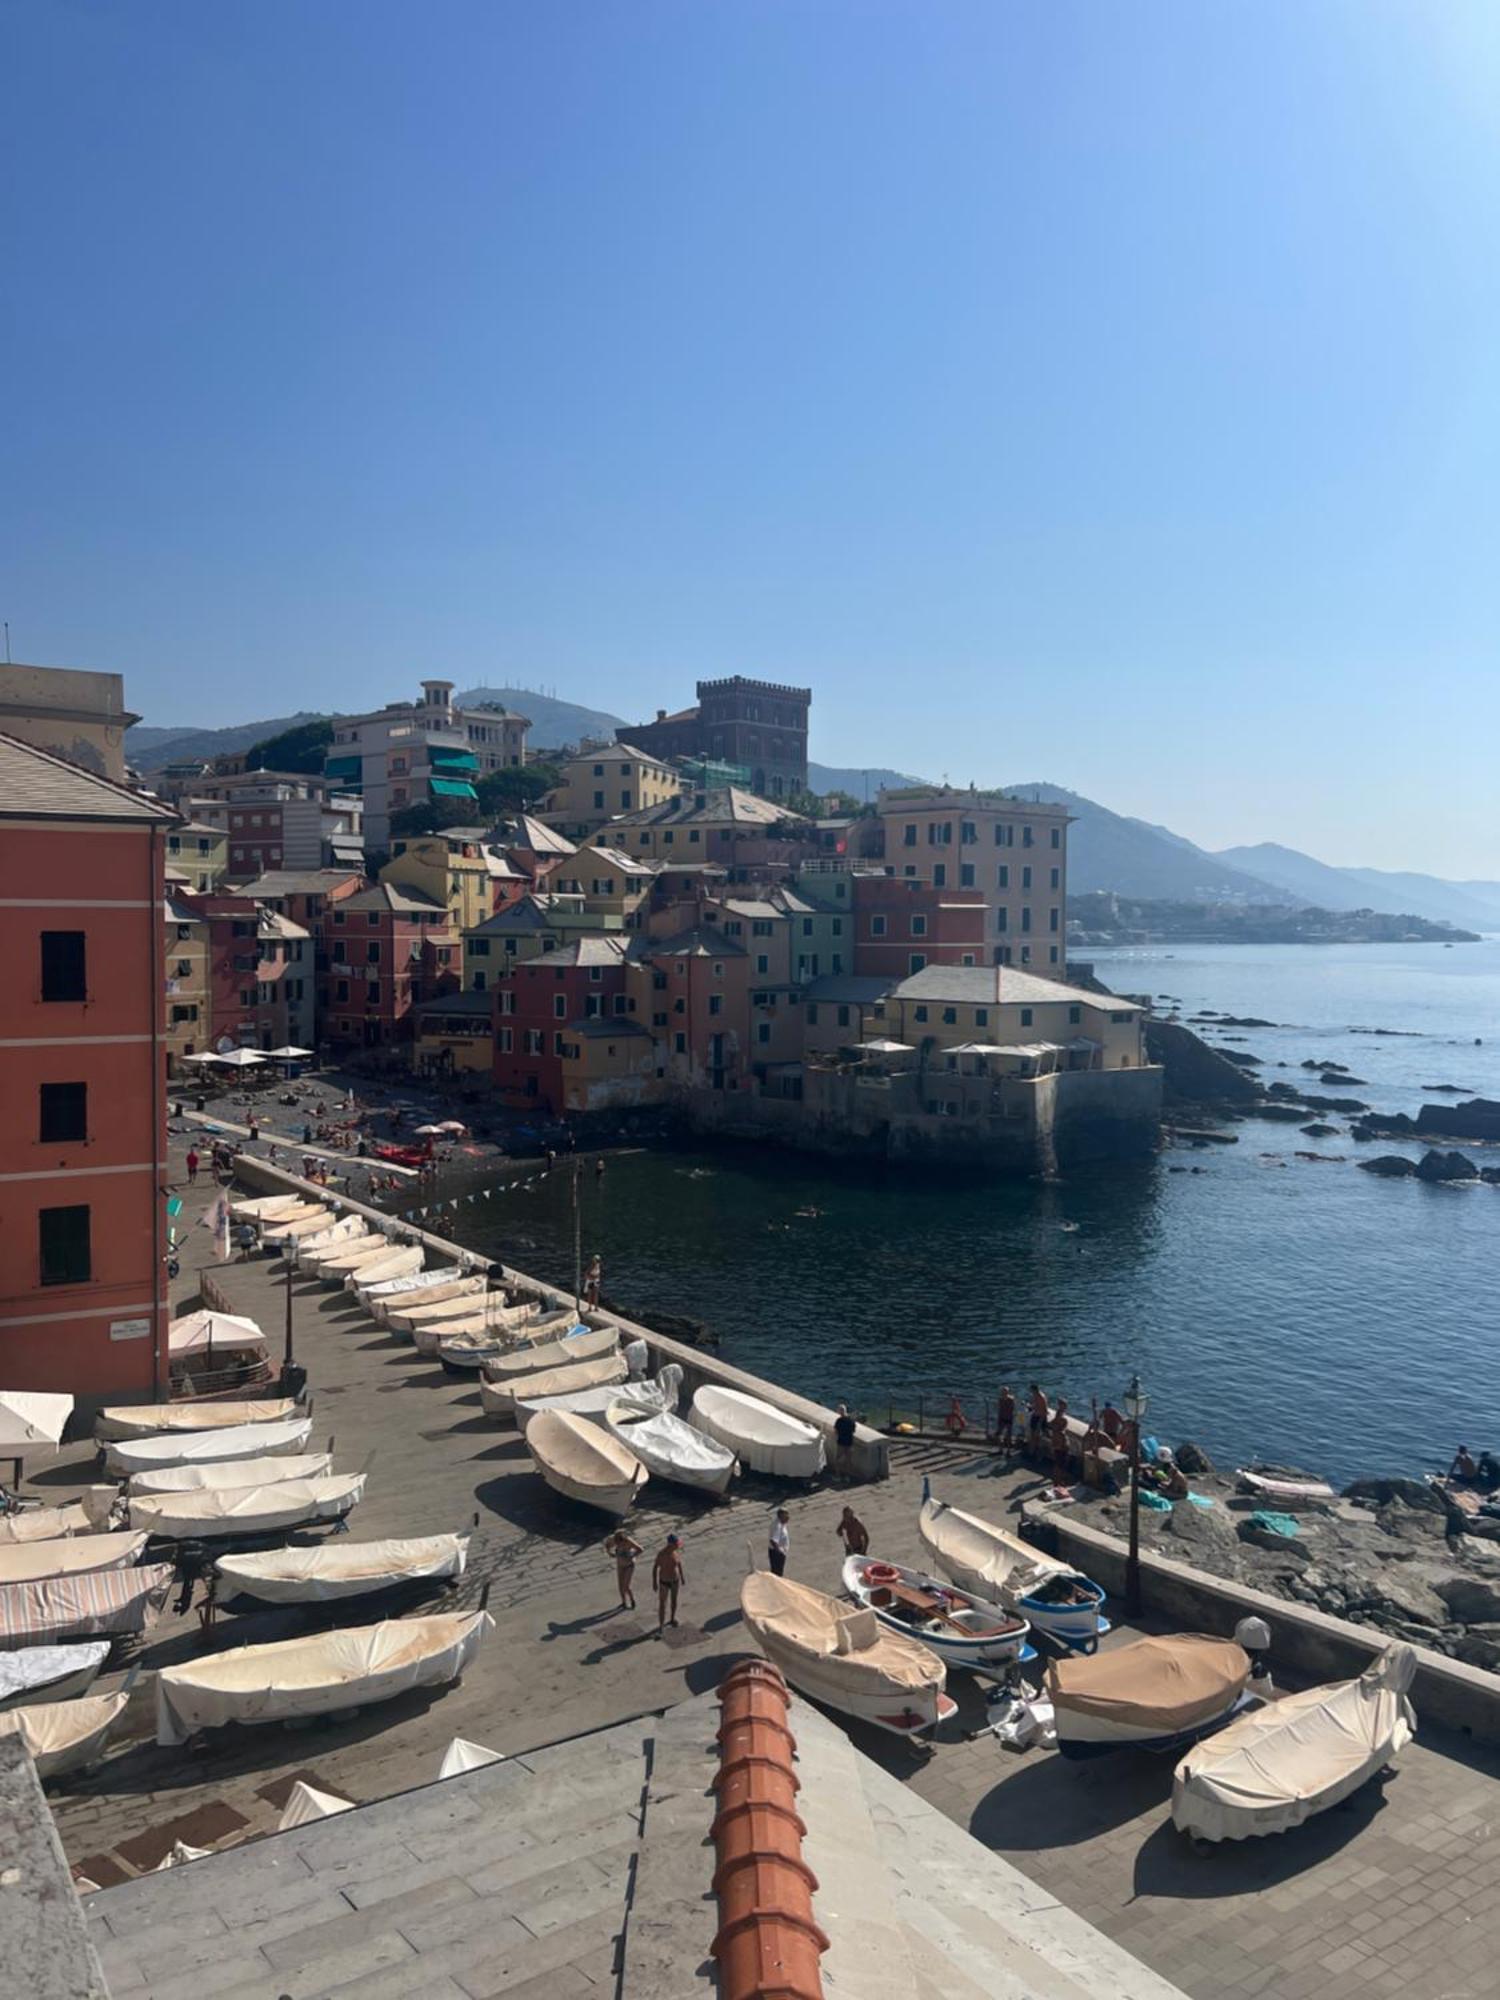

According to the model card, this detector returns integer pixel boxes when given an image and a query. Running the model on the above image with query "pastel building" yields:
[541,744,683,840]
[875,786,1071,972]
[325,681,529,848]
[0,662,137,781]
[0,734,177,1401]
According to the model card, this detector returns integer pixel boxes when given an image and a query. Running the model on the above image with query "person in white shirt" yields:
[768,1508,791,1577]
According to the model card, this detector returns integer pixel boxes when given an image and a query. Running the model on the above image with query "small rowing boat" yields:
[604,1402,737,1496]
[0,1641,112,1712]
[0,1687,132,1779]
[526,1410,647,1517]
[95,1397,301,1443]
[480,1324,619,1379]
[127,1450,333,1496]
[360,1266,475,1312]
[689,1386,824,1480]
[104,1416,312,1477]
[417,1307,570,1358]
[215,1532,467,1605]
[917,1491,1109,1651]
[0,1564,174,1648]
[279,1212,361,1255]
[740,1571,956,1737]
[155,1609,492,1745]
[1048,1634,1252,1761]
[383,1285,509,1334]
[479,1348,624,1416]
[316,1238,406,1284]
[230,1194,305,1222]
[842,1554,1033,1671]
[1236,1467,1336,1504]
[511,1366,680,1437]
[0,1532,147,1587]
[343,1244,424,1291]
[129,1474,366,1541]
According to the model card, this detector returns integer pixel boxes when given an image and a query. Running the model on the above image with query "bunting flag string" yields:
[390,1164,556,1228]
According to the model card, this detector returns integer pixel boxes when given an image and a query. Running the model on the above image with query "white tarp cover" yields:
[690,1386,825,1479]
[511,1371,677,1432]
[0,1641,110,1707]
[344,1247,424,1289]
[386,1285,504,1331]
[315,1239,398,1278]
[0,1689,130,1778]
[0,1531,147,1586]
[278,1781,354,1829]
[439,1736,504,1779]
[216,1533,467,1604]
[361,1265,468,1303]
[488,1352,625,1412]
[0,1503,91,1545]
[155,1608,493,1745]
[606,1405,737,1493]
[918,1496,1074,1602]
[168,1312,266,1357]
[263,1205,334,1239]
[95,1397,300,1441]
[281,1214,357,1253]
[128,1451,334,1496]
[0,1391,73,1449]
[130,1474,365,1540]
[527,1411,646,1503]
[741,1572,943,1694]
[105,1417,312,1475]
[1048,1635,1250,1733]
[1172,1644,1417,1843]
[230,1195,305,1221]
[481,1325,617,1378]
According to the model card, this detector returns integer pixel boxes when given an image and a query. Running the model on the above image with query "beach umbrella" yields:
[0,1392,74,1449]
[167,1311,266,1358]
[412,1124,445,1136]
[436,1121,467,1136]
[266,1046,314,1060]
[215,1047,268,1069]
[181,1050,230,1065]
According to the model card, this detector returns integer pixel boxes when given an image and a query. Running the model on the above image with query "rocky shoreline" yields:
[1086,1461,1500,1670]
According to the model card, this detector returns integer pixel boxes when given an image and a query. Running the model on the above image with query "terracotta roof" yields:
[0,731,179,825]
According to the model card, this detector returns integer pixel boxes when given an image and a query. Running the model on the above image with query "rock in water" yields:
[1343,1475,1447,1513]
[1175,1440,1214,1475]
[1358,1155,1418,1178]
[1413,1148,1481,1183]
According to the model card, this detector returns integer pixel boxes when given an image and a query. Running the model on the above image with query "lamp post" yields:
[1124,1372,1147,1618]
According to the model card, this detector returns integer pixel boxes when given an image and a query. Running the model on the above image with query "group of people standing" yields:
[601,1500,871,1632]
[988,1383,1136,1489]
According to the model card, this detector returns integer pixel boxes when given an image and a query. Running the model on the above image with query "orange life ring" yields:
[866,1562,900,1585]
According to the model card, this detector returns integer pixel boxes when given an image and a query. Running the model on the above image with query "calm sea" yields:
[432,942,1500,1486]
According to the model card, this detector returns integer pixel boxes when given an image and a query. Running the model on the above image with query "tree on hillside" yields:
[475,762,560,817]
[245,717,335,773]
[387,799,449,841]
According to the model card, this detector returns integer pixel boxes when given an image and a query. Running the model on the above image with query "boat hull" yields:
[216,1534,467,1605]
[749,1624,954,1736]
[533,1463,644,1517]
[689,1387,824,1479]
[1055,1692,1256,1762]
[918,1496,1108,1652]
[0,1690,130,1779]
[842,1556,1033,1670]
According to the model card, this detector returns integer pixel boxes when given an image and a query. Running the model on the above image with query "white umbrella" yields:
[167,1311,266,1358]
[267,1046,314,1059]
[0,1392,74,1450]
[412,1124,445,1136]
[436,1121,467,1135]
[182,1051,231,1065]
[215,1047,268,1069]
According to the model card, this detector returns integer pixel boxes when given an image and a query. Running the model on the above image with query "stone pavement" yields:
[34,1144,1500,1999]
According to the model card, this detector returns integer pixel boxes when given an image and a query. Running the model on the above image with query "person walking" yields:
[994,1385,1016,1455]
[185,1146,200,1185]
[652,1535,685,1630]
[604,1528,642,1611]
[836,1506,869,1557]
[832,1402,857,1480]
[768,1508,791,1577]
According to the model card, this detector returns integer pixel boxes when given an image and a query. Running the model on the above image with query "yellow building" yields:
[163,894,212,1071]
[412,991,495,1076]
[165,820,228,892]
[877,785,1072,975]
[551,841,659,923]
[382,830,511,932]
[558,1017,661,1111]
[541,744,684,839]
[888,964,1145,1070]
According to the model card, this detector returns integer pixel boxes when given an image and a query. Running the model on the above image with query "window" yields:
[909,953,927,973]
[497,1025,513,1054]
[932,864,946,887]
[996,865,1009,889]
[807,1002,819,1024]
[39,1205,90,1285]
[1068,1005,1081,1024]
[367,942,381,964]
[674,1032,687,1054]
[1023,825,1034,847]
[689,829,701,844]
[903,824,917,847]
[975,1007,989,1027]
[757,1022,772,1045]
[1050,907,1060,932]
[367,981,381,1003]
[1051,826,1061,849]
[752,920,773,937]
[713,963,724,978]
[593,791,605,810]
[553,995,567,1019]
[620,791,632,810]
[589,965,603,983]
[709,994,723,1016]
[996,907,1008,933]
[1020,906,1033,934]
[525,1029,544,1055]
[1111,1011,1133,1024]
[837,1004,851,1027]
[1021,866,1032,890]
[1020,1007,1033,1027]
[914,1004,929,1023]
[1050,867,1060,890]
[171,1003,198,1023]
[942,1007,957,1025]
[40,931,86,1001]
[910,915,927,937]
[960,864,975,888]
[831,918,843,936]
[756,954,769,974]
[1020,945,1032,964]
[593,763,604,776]
[554,1031,567,1055]
[1050,945,1060,964]
[870,915,887,937]
[239,988,255,1006]
[39,1082,87,1143]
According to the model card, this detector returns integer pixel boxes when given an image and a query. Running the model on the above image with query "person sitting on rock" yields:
[1450,1444,1480,1484]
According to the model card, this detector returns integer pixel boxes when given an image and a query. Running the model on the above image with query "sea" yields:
[430,942,1500,1487]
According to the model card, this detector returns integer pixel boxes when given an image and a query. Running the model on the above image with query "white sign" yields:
[109,1317,151,1342]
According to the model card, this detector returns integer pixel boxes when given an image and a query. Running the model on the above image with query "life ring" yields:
[866,1562,900,1586]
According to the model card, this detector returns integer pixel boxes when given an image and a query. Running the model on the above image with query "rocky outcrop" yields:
[1358,1154,1417,1178]
[1414,1148,1482,1183]
[1145,1019,1261,1107]
[1416,1096,1500,1142]
[1175,1441,1214,1475]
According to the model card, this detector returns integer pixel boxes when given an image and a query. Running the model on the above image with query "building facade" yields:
[164,820,228,892]
[0,663,138,780]
[875,786,1071,973]
[325,681,529,849]
[186,781,362,883]
[491,937,636,1110]
[0,735,176,1401]
[618,677,811,799]
[319,882,459,1047]
[850,875,987,981]
[541,745,683,839]
[163,895,212,1069]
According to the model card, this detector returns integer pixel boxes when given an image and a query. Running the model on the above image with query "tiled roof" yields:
[238,869,365,898]
[466,895,582,937]
[569,1015,652,1039]
[892,964,1139,1010]
[801,973,893,1004]
[413,990,495,1019]
[340,882,449,917]
[515,935,629,969]
[582,843,658,876]
[632,926,747,959]
[508,813,577,856]
[614,786,800,830]
[256,910,311,940]
[0,732,179,825]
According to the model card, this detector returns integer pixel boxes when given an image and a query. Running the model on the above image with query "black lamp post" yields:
[1124,1372,1147,1618]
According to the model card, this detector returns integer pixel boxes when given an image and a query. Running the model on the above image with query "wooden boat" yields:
[215,1533,467,1605]
[481,1324,619,1380]
[841,1555,1034,1671]
[526,1410,647,1516]
[316,1238,405,1284]
[1172,1644,1416,1843]
[0,1687,132,1779]
[917,1492,1109,1652]
[250,1200,325,1233]
[1236,1468,1336,1504]
[95,1396,301,1443]
[295,1225,380,1271]
[342,1245,424,1291]
[740,1571,955,1738]
[281,1213,362,1257]
[105,1416,312,1477]
[129,1474,365,1541]
[230,1194,307,1222]
[0,1563,173,1647]
[127,1450,333,1496]
[0,1495,117,1545]
[1047,1634,1252,1761]
[689,1386,825,1480]
[361,1267,475,1313]
[512,1365,680,1435]
[0,1640,112,1711]
[416,1307,568,1358]
[155,1608,492,1745]
[604,1403,737,1496]
[0,1531,147,1587]
[264,1206,341,1244]
[480,1349,625,1416]
[383,1284,506,1334]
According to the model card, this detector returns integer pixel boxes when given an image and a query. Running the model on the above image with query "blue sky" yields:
[5,3,1500,873]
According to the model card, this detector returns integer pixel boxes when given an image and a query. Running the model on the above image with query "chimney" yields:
[656,708,667,722]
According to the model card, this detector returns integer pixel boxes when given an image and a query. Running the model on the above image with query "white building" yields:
[326,680,530,849]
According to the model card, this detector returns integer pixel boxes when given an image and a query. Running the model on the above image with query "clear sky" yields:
[5,3,1500,874]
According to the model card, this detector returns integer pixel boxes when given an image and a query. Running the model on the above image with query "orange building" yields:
[0,735,177,1404]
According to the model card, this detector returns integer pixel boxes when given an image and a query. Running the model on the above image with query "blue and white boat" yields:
[919,1488,1109,1652]
[841,1554,1035,1672]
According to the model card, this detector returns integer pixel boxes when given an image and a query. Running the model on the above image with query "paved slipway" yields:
[34,1144,1500,2000]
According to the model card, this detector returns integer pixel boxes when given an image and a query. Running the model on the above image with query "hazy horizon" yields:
[7,4,1500,874]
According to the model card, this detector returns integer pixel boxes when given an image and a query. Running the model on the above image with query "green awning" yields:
[428,748,479,772]
[324,756,362,783]
[429,777,479,800]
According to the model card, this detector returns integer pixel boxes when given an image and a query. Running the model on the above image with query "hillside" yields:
[128,712,326,768]
[1005,783,1290,903]
[809,762,924,799]
[1218,843,1500,931]
[455,687,626,748]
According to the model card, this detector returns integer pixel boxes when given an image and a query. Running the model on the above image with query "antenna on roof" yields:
[3,622,9,664]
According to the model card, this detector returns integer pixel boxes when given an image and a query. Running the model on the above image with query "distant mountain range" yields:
[125,702,1499,931]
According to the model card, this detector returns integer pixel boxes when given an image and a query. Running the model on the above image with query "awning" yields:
[427,749,479,772]
[324,757,362,784]
[429,778,479,800]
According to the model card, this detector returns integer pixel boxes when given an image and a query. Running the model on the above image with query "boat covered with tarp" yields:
[104,1416,312,1476]
[0,1492,117,1545]
[127,1449,333,1496]
[0,1563,173,1647]
[480,1324,619,1380]
[480,1349,625,1416]
[740,1570,955,1737]
[216,1533,467,1605]
[526,1410,647,1516]
[0,1640,112,1711]
[342,1245,424,1291]
[95,1397,301,1443]
[510,1366,680,1436]
[918,1492,1108,1651]
[690,1386,824,1480]
[360,1267,475,1313]
[0,1531,147,1586]
[155,1608,492,1744]
[129,1474,365,1541]
[1172,1643,1416,1842]
[1047,1634,1251,1760]
[0,1687,132,1779]
[604,1403,737,1496]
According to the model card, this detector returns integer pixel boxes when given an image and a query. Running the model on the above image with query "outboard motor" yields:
[1235,1614,1274,1700]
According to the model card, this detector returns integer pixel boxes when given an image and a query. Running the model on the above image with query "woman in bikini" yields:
[604,1529,642,1611]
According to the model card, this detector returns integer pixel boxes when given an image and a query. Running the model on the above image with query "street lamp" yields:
[1124,1372,1148,1618]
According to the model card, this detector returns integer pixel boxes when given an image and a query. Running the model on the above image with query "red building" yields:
[0,735,177,1402]
[320,882,458,1048]
[491,937,633,1110]
[194,894,314,1052]
[851,876,986,981]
